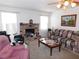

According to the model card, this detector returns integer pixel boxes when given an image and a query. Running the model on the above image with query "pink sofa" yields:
[0,35,9,51]
[0,35,30,59]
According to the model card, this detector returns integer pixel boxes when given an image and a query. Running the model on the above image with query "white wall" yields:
[0,5,51,42]
[0,5,51,33]
[50,7,79,31]
[0,12,2,30]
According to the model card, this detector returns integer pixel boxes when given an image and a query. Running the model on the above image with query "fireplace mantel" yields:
[20,23,39,34]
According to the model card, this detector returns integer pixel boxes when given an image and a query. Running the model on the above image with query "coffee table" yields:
[38,38,61,56]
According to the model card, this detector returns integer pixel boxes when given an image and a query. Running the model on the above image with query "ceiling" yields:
[0,0,58,12]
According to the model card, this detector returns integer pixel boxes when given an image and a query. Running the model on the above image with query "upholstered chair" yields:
[67,30,73,38]
[0,31,11,42]
[65,31,74,49]
[73,41,79,53]
[56,29,64,43]
[60,30,68,44]
[47,31,52,39]
[0,35,30,59]
[0,35,10,51]
[51,29,60,41]
[54,29,60,36]
[59,29,64,37]
[65,38,75,50]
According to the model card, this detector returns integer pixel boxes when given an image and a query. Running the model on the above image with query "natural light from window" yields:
[1,12,17,24]
[40,16,48,30]
[1,12,17,34]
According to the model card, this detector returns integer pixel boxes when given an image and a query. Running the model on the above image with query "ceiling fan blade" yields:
[73,1,79,6]
[48,2,58,5]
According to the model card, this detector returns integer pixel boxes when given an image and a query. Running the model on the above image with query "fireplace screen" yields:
[25,29,35,37]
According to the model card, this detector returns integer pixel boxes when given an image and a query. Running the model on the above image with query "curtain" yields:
[1,12,17,42]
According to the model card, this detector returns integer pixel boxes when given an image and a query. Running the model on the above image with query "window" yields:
[40,16,48,37]
[1,12,17,34]
[40,16,48,30]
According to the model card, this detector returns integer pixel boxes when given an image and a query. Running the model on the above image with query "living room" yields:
[0,0,79,59]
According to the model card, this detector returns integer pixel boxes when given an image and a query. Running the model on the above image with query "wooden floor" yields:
[26,39,79,59]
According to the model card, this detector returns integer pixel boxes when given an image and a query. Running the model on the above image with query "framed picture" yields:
[61,14,77,27]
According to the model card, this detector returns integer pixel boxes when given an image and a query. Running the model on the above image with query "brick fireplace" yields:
[20,21,39,35]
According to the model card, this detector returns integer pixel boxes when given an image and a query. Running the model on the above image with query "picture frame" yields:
[61,14,77,27]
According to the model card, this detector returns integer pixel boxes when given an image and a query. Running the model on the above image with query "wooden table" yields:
[38,38,61,56]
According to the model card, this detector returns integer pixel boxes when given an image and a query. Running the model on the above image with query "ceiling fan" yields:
[48,2,58,5]
[48,0,79,9]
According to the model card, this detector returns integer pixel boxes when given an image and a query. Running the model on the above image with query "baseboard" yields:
[62,47,79,56]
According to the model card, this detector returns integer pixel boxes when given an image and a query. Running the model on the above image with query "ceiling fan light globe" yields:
[64,1,69,6]
[57,4,61,8]
[71,2,77,7]
[62,6,67,10]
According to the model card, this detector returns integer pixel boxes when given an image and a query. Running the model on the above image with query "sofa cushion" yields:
[0,44,29,59]
[0,35,9,51]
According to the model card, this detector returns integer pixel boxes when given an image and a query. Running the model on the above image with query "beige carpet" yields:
[27,39,79,59]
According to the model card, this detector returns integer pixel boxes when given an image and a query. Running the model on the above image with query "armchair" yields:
[0,35,30,59]
[0,31,11,42]
[65,30,74,49]
[51,29,60,40]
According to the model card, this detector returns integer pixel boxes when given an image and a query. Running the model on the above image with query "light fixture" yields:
[64,1,69,6]
[62,6,67,10]
[57,4,62,8]
[56,0,78,9]
[71,2,77,7]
